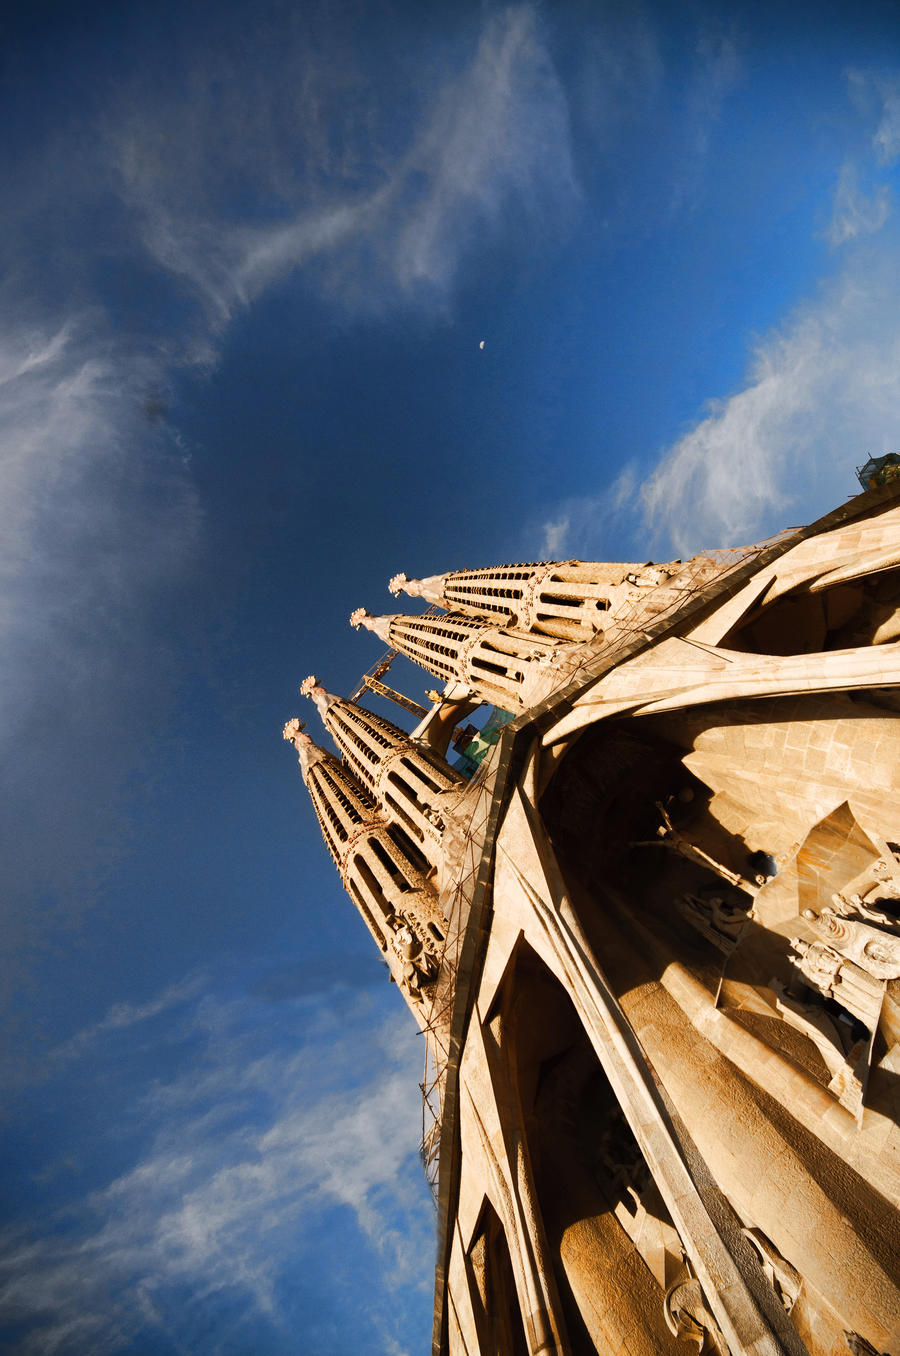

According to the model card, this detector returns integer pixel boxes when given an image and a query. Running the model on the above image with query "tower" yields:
[349,605,579,709]
[299,676,464,877]
[282,719,447,1026]
[388,558,682,640]
[285,485,900,1356]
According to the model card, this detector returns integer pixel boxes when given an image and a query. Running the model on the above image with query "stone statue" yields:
[678,891,749,953]
[741,1227,802,1314]
[389,913,439,1002]
[801,908,900,981]
[663,1272,729,1355]
[830,890,900,931]
[788,939,884,1031]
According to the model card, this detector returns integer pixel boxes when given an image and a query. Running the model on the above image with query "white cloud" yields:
[641,249,900,555]
[826,162,891,245]
[540,514,570,557]
[0,982,432,1354]
[106,5,577,324]
[872,77,900,164]
[0,308,200,721]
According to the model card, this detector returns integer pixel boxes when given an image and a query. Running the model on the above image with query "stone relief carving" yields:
[741,1227,802,1315]
[388,910,440,1002]
[831,890,900,930]
[799,909,900,981]
[788,940,884,1031]
[677,890,750,954]
[663,1270,729,1356]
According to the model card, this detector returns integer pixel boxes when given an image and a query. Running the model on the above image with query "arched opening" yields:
[490,940,693,1356]
[465,1198,529,1356]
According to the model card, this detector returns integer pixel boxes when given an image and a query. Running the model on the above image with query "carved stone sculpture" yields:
[663,1272,729,1355]
[389,913,439,1002]
[788,939,885,1031]
[678,891,749,953]
[801,908,900,981]
[830,891,900,931]
[742,1227,802,1314]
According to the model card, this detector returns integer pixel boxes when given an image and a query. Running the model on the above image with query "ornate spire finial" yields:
[349,609,394,644]
[300,675,337,722]
[282,716,325,784]
[282,716,307,743]
[388,572,430,599]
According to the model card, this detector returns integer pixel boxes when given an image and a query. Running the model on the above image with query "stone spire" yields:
[282,718,327,785]
[349,608,577,710]
[300,676,464,875]
[282,718,447,1021]
[388,560,680,641]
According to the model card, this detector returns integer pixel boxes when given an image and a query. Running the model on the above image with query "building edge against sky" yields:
[285,480,900,1356]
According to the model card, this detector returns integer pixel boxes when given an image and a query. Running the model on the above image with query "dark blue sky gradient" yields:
[3,1,900,1351]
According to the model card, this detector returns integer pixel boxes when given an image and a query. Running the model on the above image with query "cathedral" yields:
[283,481,900,1356]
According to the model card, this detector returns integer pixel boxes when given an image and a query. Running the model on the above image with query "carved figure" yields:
[801,908,900,980]
[389,914,439,1001]
[678,891,748,953]
[831,891,900,931]
[663,1273,729,1355]
[788,939,884,1031]
[742,1227,802,1314]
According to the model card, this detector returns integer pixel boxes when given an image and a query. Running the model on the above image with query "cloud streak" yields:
[641,241,900,555]
[106,5,578,325]
[0,978,432,1355]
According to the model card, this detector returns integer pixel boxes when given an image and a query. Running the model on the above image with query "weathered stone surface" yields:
[286,483,900,1356]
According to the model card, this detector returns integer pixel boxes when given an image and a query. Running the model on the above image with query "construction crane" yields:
[349,605,441,720]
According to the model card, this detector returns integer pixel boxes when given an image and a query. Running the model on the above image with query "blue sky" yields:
[3,1,900,1351]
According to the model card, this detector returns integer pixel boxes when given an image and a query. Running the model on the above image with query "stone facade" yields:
[285,483,900,1356]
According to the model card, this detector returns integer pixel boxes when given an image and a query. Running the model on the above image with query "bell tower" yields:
[389,558,680,640]
[349,606,575,709]
[299,675,465,874]
[282,718,447,1024]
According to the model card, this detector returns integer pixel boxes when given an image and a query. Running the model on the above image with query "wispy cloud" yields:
[0,977,432,1355]
[106,5,577,327]
[668,26,742,215]
[826,162,891,245]
[641,67,900,555]
[535,466,637,561]
[641,248,900,554]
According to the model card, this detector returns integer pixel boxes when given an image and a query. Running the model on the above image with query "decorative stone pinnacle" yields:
[282,715,325,784]
[349,610,394,644]
[389,573,427,598]
[282,717,307,743]
[299,675,338,721]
